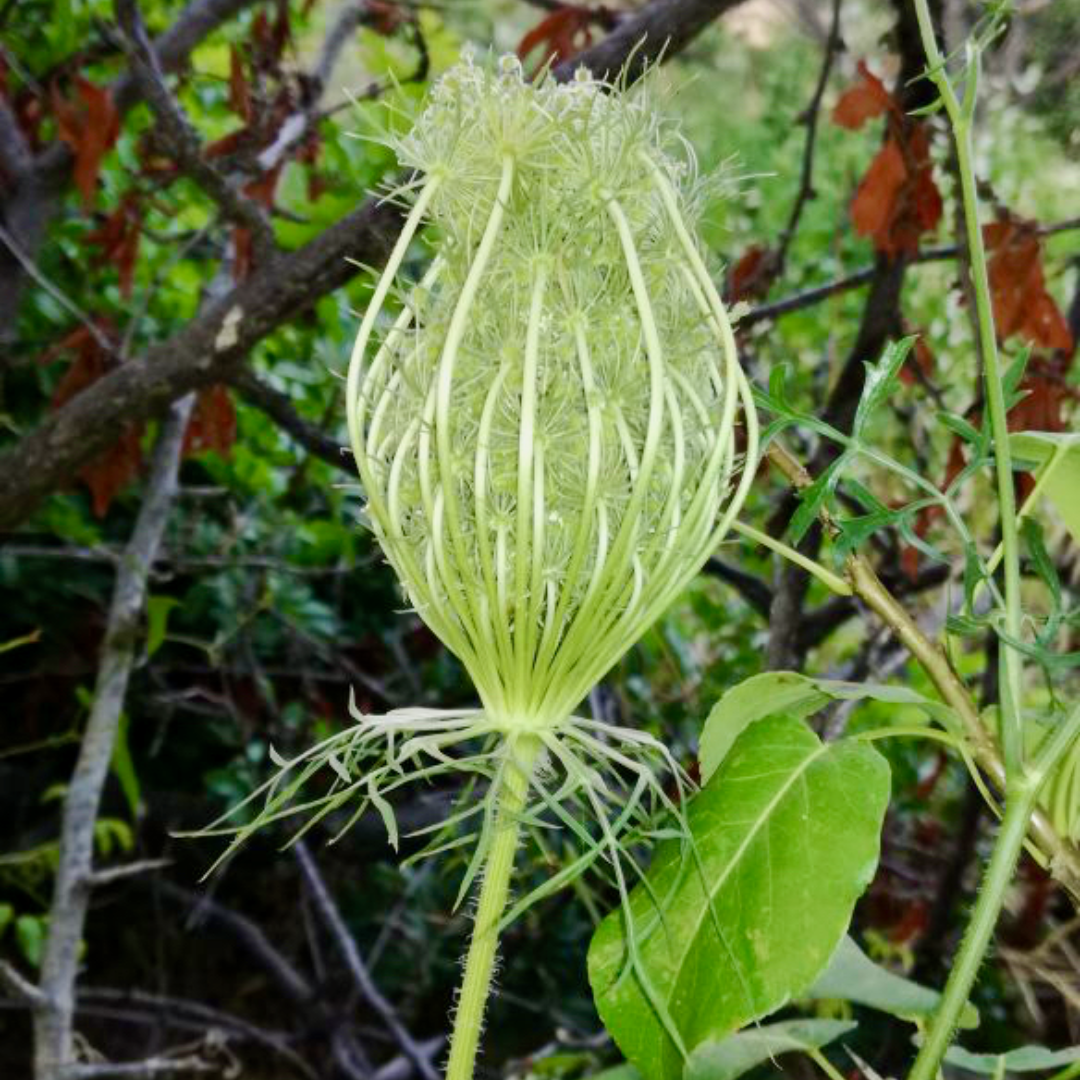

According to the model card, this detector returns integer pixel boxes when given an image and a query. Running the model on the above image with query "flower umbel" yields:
[198,56,757,1080]
[348,56,758,731]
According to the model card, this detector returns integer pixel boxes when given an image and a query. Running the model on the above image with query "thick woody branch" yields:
[0,195,402,530]
[0,0,751,531]
[553,0,748,83]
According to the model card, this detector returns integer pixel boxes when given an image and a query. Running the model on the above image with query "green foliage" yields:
[684,1019,857,1080]
[808,936,978,1029]
[699,670,956,781]
[588,716,889,1080]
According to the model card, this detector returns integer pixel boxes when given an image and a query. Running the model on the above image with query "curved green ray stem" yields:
[445,734,540,1080]
[732,520,852,596]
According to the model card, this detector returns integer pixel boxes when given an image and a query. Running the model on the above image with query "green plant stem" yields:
[732,520,852,596]
[445,735,539,1080]
[907,776,1037,1080]
[908,703,1080,1080]
[911,0,1023,775]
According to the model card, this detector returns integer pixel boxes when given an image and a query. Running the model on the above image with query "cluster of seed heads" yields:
[348,55,758,732]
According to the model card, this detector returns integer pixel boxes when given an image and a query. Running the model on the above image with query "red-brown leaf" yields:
[850,123,941,257]
[899,333,935,386]
[184,385,237,458]
[985,218,1074,352]
[228,46,252,121]
[517,7,594,70]
[82,425,144,517]
[45,321,114,408]
[832,61,894,130]
[727,244,777,302]
[366,0,405,35]
[52,77,121,209]
[86,195,142,298]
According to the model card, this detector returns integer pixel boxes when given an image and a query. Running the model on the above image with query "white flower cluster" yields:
[347,56,757,731]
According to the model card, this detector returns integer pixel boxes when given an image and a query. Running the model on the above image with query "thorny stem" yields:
[445,735,540,1080]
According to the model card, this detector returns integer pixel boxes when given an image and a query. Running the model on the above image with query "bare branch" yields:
[229,369,352,475]
[295,841,440,1080]
[553,0,749,83]
[114,0,275,255]
[257,5,430,175]
[774,0,844,274]
[65,1058,216,1078]
[153,881,314,1005]
[0,195,401,530]
[0,220,116,357]
[33,395,195,1080]
[83,859,172,889]
[0,959,48,1009]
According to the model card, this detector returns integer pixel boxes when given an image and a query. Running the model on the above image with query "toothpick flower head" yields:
[348,54,757,733]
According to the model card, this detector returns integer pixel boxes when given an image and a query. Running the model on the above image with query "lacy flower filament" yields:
[347,57,758,731]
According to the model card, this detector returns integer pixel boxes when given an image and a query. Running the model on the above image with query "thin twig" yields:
[294,841,440,1080]
[0,221,116,356]
[0,959,48,1008]
[65,1059,215,1078]
[115,0,275,255]
[743,215,1080,327]
[774,0,843,274]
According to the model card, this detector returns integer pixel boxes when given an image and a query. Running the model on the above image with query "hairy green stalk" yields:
[446,736,540,1080]
[908,703,1080,1080]
[338,57,757,1080]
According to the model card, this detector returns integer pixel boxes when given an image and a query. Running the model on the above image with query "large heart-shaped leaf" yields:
[685,1019,857,1080]
[700,671,956,781]
[808,935,978,1029]
[1011,431,1080,545]
[588,716,890,1080]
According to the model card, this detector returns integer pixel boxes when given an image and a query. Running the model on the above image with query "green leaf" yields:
[853,337,917,440]
[0,902,13,937]
[700,671,957,782]
[685,1019,857,1080]
[0,629,41,654]
[110,710,142,821]
[1011,432,1080,546]
[807,936,978,1029]
[937,411,983,448]
[146,595,182,658]
[943,1045,1080,1075]
[16,914,45,968]
[588,716,890,1080]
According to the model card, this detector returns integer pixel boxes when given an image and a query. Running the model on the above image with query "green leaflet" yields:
[808,935,978,1029]
[700,671,957,781]
[685,1019,857,1080]
[588,716,890,1080]
[943,1045,1080,1075]
[1011,431,1080,546]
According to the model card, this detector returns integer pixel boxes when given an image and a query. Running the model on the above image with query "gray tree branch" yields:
[32,394,195,1080]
